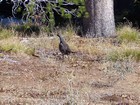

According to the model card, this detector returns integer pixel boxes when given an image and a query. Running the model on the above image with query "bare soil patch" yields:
[0,51,140,105]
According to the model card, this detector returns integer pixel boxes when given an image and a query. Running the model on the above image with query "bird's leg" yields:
[67,55,71,61]
[62,54,64,61]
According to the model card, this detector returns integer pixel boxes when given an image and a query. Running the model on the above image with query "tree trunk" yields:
[84,0,116,37]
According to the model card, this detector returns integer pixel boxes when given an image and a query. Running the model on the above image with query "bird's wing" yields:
[65,43,71,52]
[63,42,71,51]
[59,43,66,52]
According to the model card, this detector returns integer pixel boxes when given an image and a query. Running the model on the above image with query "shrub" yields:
[15,24,40,36]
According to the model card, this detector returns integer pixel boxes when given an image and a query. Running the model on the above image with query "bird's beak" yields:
[57,33,59,36]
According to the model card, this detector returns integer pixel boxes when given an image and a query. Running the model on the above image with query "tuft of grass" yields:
[0,37,35,55]
[108,48,140,62]
[0,28,13,40]
[117,25,140,43]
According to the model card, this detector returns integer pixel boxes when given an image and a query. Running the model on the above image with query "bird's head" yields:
[57,33,60,37]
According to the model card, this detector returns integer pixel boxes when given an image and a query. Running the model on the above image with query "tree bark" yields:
[84,0,116,37]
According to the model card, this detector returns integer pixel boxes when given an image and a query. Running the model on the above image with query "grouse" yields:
[57,33,73,56]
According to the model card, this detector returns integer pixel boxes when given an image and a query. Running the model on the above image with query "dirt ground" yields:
[0,51,140,105]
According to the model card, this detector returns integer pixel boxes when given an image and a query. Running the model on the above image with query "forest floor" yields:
[0,35,140,105]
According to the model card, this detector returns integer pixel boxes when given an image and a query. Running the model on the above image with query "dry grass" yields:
[0,25,140,105]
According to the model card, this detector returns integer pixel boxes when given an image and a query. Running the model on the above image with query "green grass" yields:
[108,49,140,62]
[117,25,140,43]
[0,28,13,40]
[0,24,140,61]
[0,37,35,55]
[112,25,140,62]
